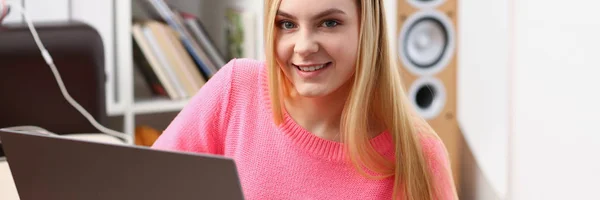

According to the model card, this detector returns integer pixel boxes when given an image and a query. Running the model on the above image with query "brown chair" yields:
[0,21,108,134]
[0,21,127,155]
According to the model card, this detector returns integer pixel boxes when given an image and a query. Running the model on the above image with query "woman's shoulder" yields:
[229,57,266,67]
[412,119,459,199]
[406,109,444,150]
[221,58,266,94]
[406,114,449,164]
[412,117,458,198]
[205,58,268,110]
[223,58,265,79]
[412,119,446,157]
[208,58,266,95]
[418,133,447,161]
[192,58,265,95]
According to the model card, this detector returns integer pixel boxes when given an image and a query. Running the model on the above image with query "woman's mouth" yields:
[293,62,332,72]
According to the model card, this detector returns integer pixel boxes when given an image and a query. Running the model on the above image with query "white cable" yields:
[0,125,58,137]
[1,1,129,142]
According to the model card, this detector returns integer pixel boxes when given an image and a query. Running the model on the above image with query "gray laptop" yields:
[0,129,245,200]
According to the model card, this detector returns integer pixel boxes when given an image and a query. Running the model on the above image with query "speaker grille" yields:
[398,10,455,76]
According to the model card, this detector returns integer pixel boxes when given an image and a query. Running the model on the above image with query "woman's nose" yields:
[293,30,319,57]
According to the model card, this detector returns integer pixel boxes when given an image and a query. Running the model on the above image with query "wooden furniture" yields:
[396,0,463,192]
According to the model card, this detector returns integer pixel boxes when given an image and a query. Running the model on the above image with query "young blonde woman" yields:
[152,0,458,199]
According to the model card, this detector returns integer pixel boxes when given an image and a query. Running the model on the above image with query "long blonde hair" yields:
[264,0,447,199]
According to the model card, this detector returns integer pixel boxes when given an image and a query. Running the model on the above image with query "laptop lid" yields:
[0,130,245,200]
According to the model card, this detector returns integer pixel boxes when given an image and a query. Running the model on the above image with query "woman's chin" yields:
[291,81,352,99]
[293,86,330,98]
[295,90,327,98]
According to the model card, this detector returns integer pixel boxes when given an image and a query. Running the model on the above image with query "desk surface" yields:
[0,160,18,200]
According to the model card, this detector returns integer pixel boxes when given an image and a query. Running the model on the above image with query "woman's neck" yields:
[284,84,351,142]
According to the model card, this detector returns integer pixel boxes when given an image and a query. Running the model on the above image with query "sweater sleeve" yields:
[421,136,459,200]
[151,59,236,155]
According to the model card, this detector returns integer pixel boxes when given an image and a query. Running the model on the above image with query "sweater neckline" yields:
[279,110,394,162]
[258,63,395,162]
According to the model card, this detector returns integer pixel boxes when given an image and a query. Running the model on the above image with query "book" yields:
[162,22,207,93]
[141,24,188,98]
[132,23,180,99]
[145,21,205,97]
[144,0,219,78]
[179,12,226,69]
[132,33,168,98]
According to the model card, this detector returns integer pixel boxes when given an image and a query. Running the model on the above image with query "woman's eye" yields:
[280,21,296,30]
[322,20,339,28]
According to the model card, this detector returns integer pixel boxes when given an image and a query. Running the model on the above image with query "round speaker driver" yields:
[405,18,448,69]
[398,10,455,76]
[408,76,446,119]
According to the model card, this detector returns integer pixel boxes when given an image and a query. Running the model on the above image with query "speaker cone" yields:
[408,76,446,119]
[399,10,455,76]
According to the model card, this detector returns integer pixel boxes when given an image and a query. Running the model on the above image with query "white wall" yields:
[458,0,510,198]
[459,0,600,199]
[3,0,70,23]
[23,0,69,22]
[511,0,600,199]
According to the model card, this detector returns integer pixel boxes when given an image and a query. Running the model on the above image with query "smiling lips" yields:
[293,62,332,72]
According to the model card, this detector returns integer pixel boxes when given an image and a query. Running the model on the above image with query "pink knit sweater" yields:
[151,58,456,199]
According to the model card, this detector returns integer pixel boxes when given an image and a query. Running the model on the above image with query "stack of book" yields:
[132,0,226,100]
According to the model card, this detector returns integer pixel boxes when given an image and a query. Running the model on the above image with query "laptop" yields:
[0,129,245,200]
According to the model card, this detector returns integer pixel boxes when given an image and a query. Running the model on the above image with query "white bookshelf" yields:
[109,0,265,143]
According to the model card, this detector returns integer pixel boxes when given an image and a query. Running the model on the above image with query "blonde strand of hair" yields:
[265,0,284,125]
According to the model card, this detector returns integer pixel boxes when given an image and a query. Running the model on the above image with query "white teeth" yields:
[298,64,326,72]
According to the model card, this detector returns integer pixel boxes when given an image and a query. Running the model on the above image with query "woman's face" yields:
[275,0,360,98]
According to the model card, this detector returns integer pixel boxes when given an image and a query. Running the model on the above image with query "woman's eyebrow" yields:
[276,8,347,20]
[276,10,297,20]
